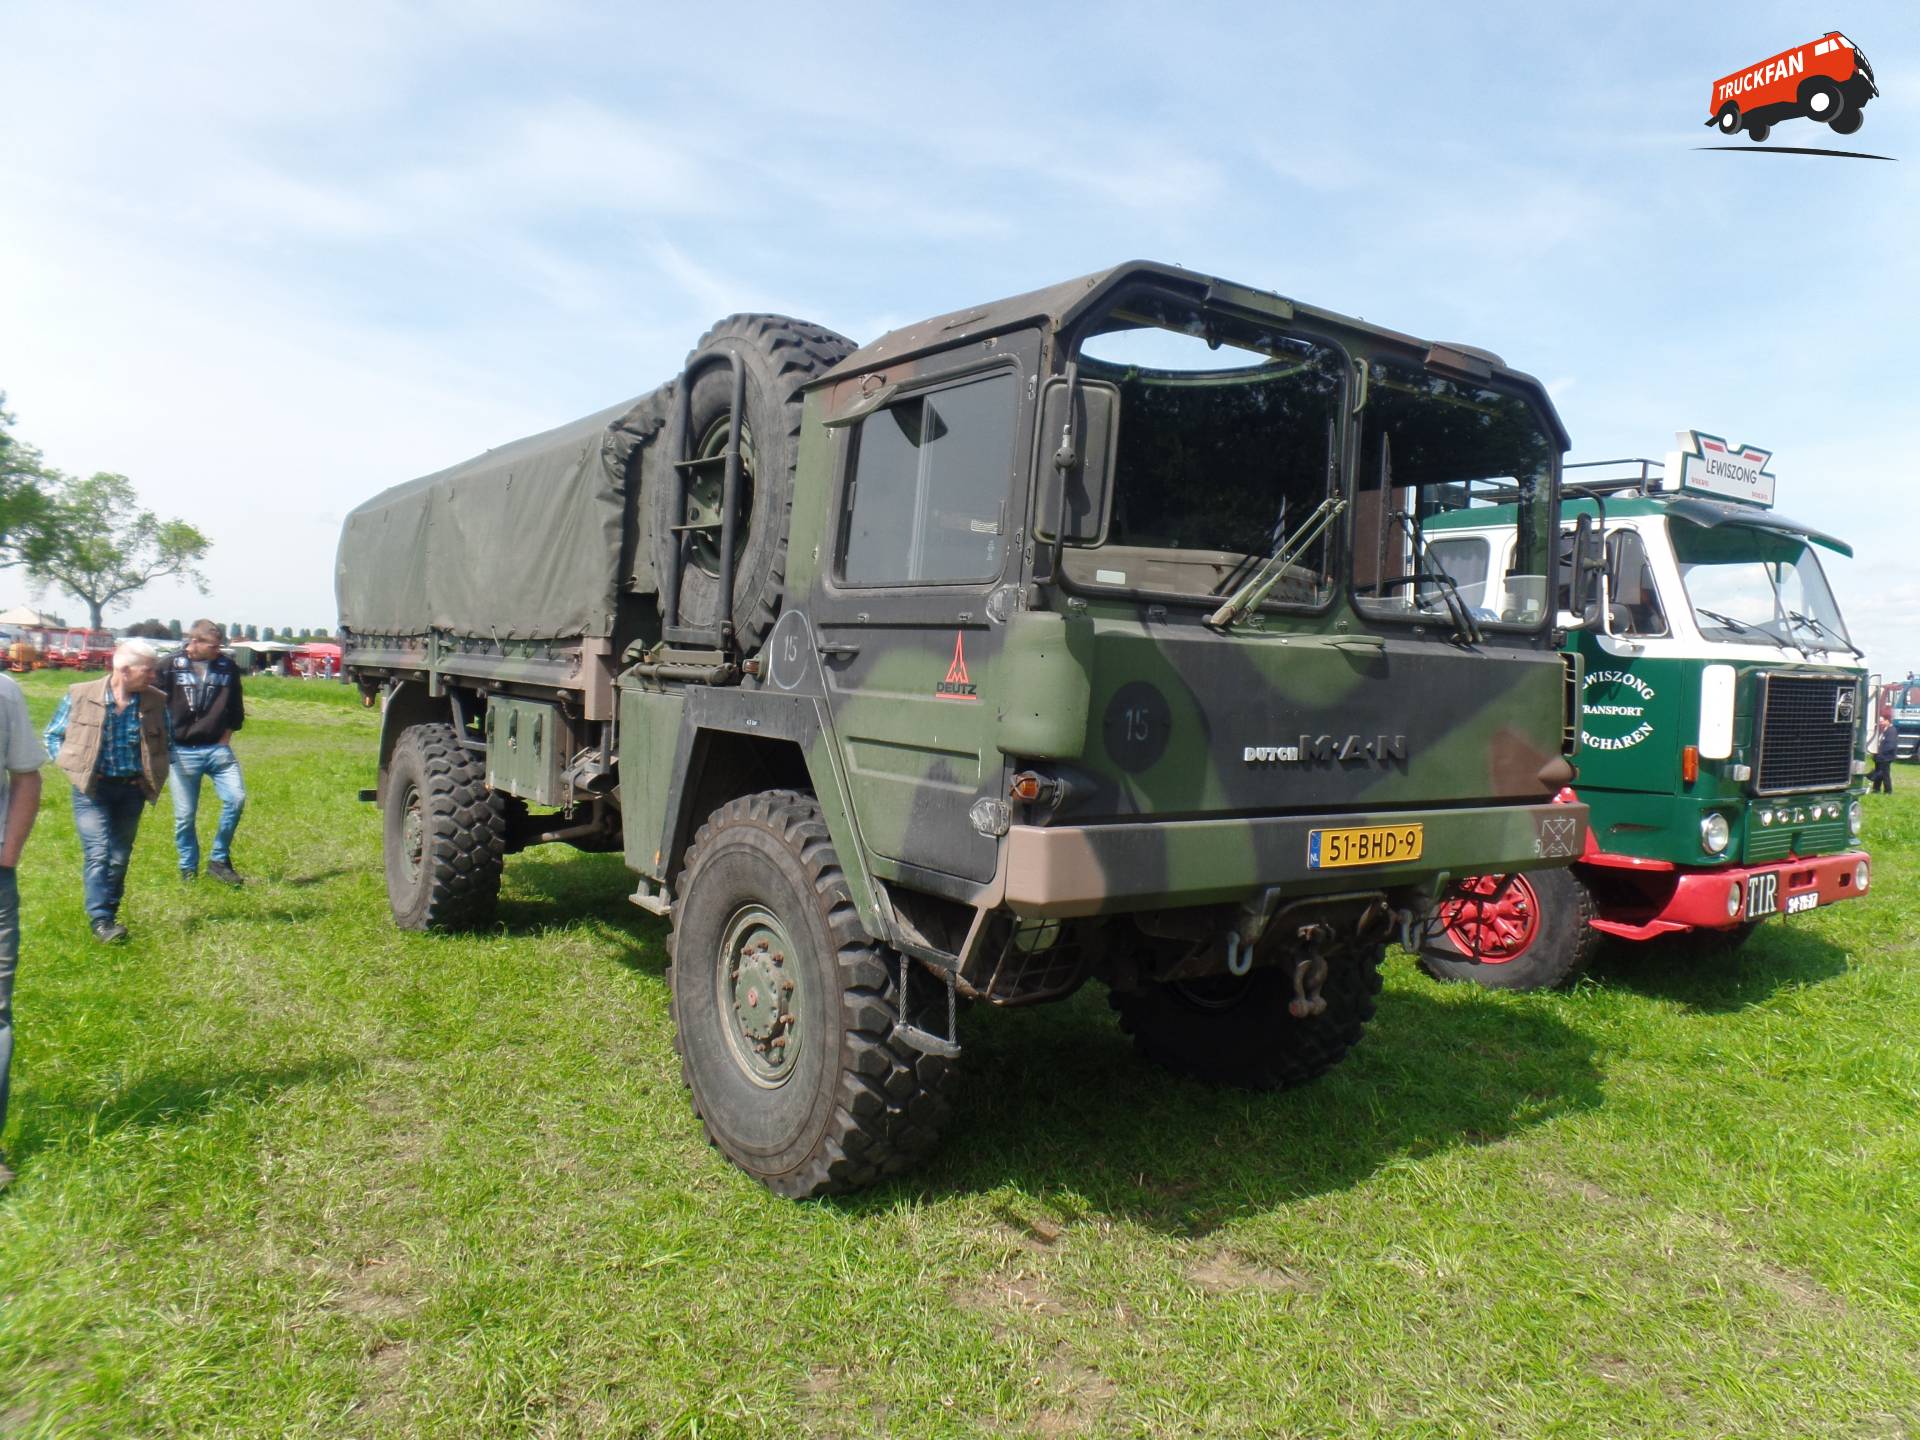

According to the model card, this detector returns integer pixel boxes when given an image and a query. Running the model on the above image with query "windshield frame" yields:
[1048,283,1355,618]
[1344,352,1562,637]
[1670,519,1855,653]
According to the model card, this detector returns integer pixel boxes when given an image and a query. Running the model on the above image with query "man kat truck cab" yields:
[1418,441,1871,990]
[339,263,1587,1197]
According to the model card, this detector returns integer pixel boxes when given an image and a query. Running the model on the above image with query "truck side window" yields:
[1606,530,1668,637]
[839,372,1015,586]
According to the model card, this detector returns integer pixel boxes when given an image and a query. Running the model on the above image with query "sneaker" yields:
[92,919,130,944]
[206,861,243,888]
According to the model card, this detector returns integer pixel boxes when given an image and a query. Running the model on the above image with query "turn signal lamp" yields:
[1010,772,1043,803]
[1681,745,1700,785]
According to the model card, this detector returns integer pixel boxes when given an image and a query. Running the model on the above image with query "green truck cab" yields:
[337,262,1587,1195]
[1419,454,1870,989]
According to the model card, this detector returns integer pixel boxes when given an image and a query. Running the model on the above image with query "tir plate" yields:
[1308,823,1423,870]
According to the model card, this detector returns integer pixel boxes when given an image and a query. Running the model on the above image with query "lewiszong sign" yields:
[1663,430,1776,507]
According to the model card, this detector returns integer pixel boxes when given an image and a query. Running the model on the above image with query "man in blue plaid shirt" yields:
[44,640,171,943]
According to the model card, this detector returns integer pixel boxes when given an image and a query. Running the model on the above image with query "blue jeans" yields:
[72,780,146,926]
[170,744,246,872]
[0,867,18,1142]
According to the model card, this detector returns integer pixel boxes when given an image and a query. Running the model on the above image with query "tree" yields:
[30,472,210,629]
[0,393,59,570]
[168,618,183,640]
[243,624,257,641]
[125,618,172,639]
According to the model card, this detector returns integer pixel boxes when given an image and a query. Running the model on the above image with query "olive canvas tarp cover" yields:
[336,386,670,642]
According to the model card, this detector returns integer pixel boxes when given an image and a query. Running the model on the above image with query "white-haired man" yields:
[44,639,171,943]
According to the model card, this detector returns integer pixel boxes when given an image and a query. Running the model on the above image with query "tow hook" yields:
[1289,923,1333,1019]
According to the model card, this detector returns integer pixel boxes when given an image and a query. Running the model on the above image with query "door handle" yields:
[816,642,861,659]
[1328,635,1386,652]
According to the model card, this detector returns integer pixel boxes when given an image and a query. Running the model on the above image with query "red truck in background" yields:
[1708,31,1877,142]
[48,628,116,670]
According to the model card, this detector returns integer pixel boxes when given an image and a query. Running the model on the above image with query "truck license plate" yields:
[1744,872,1778,919]
[1784,891,1818,915]
[1307,824,1423,869]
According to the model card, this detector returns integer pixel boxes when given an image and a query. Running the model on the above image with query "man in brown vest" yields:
[43,640,171,943]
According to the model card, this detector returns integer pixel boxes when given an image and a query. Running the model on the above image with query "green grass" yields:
[1,669,1917,1437]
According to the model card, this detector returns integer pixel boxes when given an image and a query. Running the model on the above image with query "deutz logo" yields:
[935,633,977,700]
[1244,735,1408,765]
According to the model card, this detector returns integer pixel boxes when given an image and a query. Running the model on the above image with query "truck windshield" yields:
[1670,522,1854,652]
[1062,299,1346,608]
[1352,361,1557,629]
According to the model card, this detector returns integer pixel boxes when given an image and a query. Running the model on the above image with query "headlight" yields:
[1849,799,1863,837]
[1701,812,1732,854]
[1855,860,1870,891]
[1725,881,1743,917]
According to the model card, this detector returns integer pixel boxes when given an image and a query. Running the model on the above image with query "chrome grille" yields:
[1755,674,1857,795]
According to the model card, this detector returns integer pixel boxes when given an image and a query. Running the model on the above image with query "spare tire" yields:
[652,314,856,653]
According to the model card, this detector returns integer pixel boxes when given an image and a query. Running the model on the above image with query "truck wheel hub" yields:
[720,906,800,1084]
[400,787,425,884]
[1437,874,1540,963]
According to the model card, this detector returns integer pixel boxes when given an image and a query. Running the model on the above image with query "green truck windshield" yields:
[1671,522,1854,652]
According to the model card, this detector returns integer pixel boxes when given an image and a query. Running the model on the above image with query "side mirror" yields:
[1566,512,1611,636]
[1033,377,1119,545]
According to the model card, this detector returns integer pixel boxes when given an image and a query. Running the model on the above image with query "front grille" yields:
[1755,674,1856,794]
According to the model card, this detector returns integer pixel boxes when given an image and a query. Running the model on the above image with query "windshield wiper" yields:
[1208,495,1346,629]
[1785,609,1863,657]
[1394,511,1483,645]
[1695,607,1790,649]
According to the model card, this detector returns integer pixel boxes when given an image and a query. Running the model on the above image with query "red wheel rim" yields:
[1437,874,1541,964]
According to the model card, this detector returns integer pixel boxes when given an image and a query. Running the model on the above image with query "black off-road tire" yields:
[1830,110,1863,136]
[1419,867,1601,991]
[652,315,856,654]
[1109,942,1384,1091]
[1716,104,1741,135]
[667,790,958,1198]
[383,722,508,931]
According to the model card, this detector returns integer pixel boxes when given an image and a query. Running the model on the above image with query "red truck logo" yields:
[1708,32,1877,142]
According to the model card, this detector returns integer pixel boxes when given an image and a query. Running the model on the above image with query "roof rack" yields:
[1562,457,1666,498]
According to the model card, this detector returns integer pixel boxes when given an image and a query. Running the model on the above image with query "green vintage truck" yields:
[1417,452,1871,989]
[337,262,1587,1195]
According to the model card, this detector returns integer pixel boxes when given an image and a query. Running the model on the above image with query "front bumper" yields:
[1002,800,1589,918]
[1588,849,1870,940]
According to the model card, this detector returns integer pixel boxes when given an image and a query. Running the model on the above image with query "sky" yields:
[2,2,1917,671]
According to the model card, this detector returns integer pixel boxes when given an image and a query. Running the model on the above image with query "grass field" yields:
[0,671,1916,1437]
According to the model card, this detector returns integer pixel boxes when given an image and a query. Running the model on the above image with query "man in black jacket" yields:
[161,620,247,885]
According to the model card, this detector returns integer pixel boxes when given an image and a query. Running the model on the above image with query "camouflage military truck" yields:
[337,262,1589,1197]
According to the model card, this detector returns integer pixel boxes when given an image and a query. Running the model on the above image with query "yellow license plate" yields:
[1307,824,1424,869]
